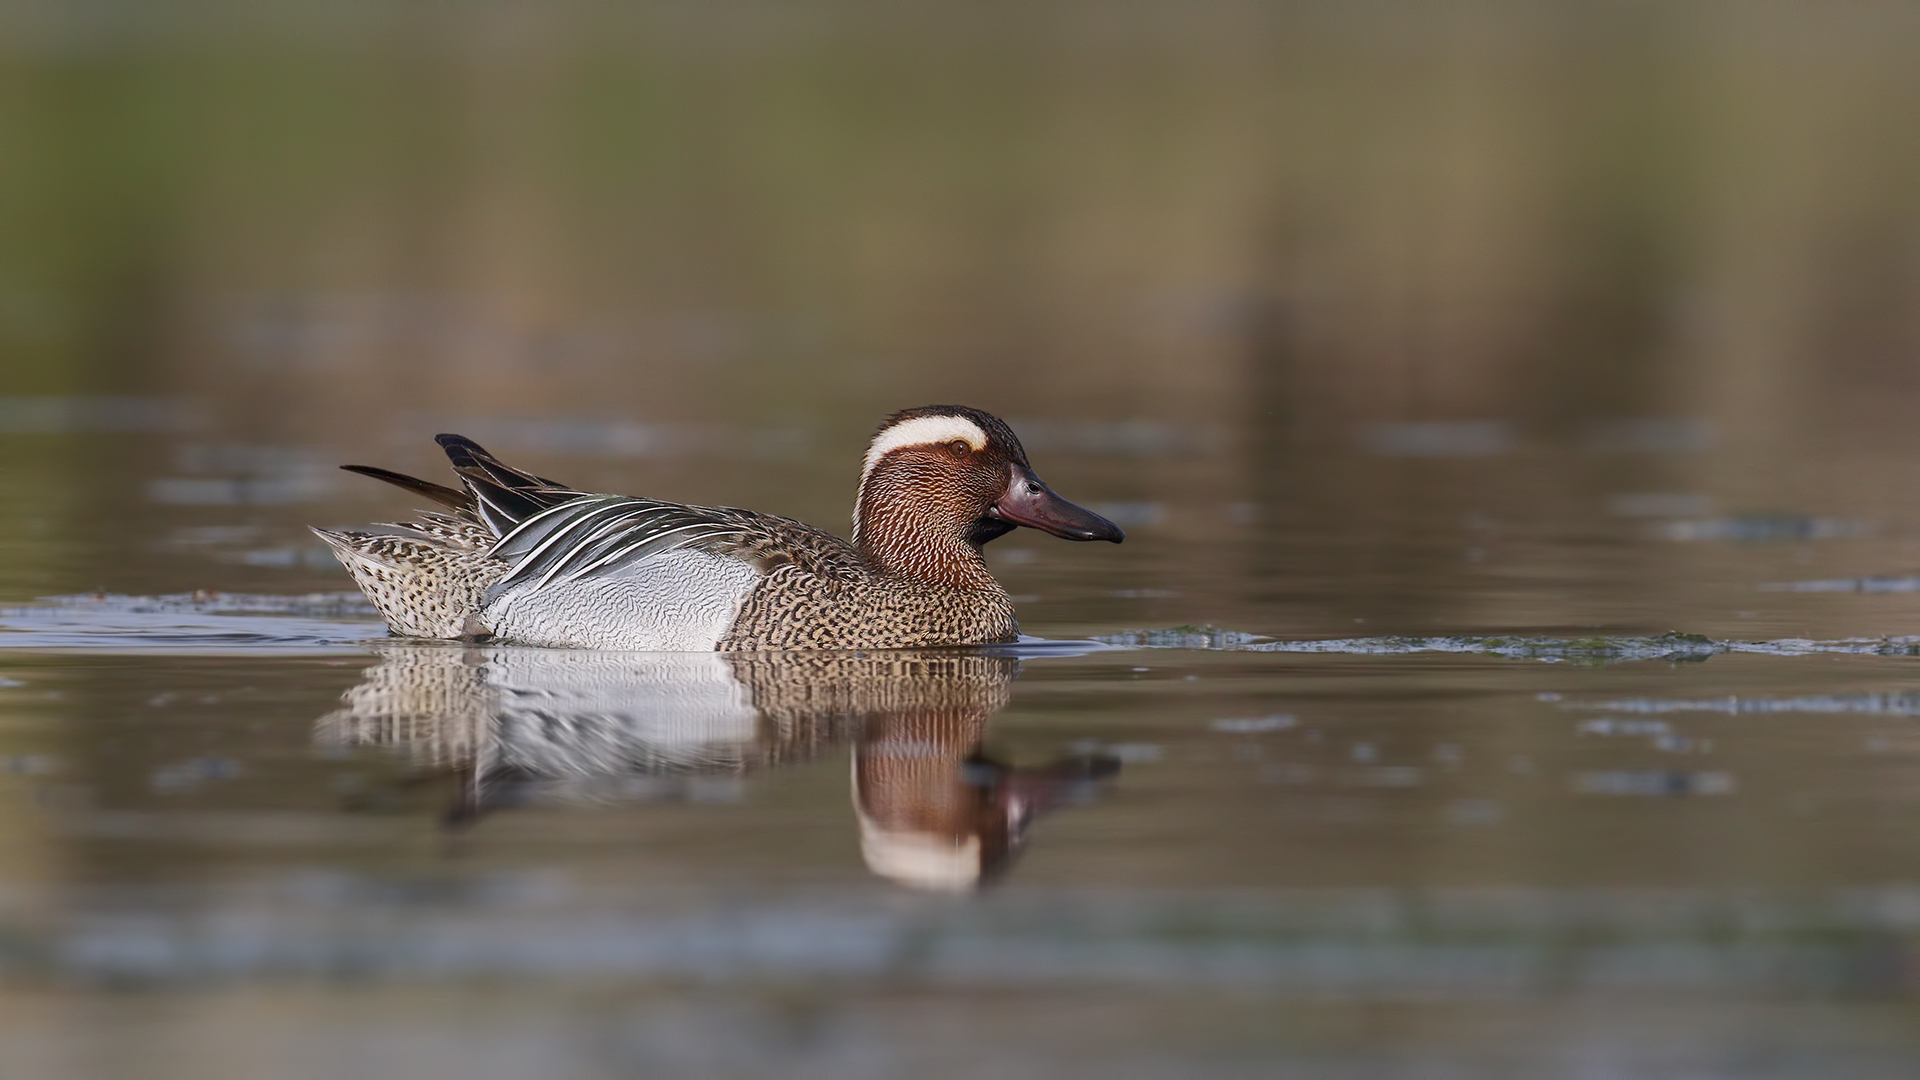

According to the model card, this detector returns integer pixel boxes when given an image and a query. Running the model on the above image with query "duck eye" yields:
[946,440,971,457]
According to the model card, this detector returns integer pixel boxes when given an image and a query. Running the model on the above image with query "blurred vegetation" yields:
[0,2,1909,427]
[1,0,1919,613]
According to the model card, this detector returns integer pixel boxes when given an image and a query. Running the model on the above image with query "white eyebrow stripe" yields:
[861,415,988,477]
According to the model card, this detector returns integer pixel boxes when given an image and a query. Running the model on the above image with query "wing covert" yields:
[488,496,753,594]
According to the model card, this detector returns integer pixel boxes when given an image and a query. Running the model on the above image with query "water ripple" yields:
[0,592,382,653]
[1097,627,1920,663]
[5,598,1919,665]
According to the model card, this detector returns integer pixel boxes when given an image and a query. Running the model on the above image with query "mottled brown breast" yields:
[719,566,1018,650]
[703,515,1018,650]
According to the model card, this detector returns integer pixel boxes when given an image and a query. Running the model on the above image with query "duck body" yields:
[315,406,1121,651]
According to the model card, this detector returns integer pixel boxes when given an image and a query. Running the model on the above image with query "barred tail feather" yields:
[313,526,505,639]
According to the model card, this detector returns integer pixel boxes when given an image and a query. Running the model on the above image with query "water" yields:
[9,2,1920,1076]
[8,596,1920,1076]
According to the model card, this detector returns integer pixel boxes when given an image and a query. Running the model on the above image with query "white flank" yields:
[484,548,760,650]
[861,414,989,478]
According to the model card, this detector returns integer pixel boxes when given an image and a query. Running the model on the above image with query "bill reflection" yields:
[315,645,1118,890]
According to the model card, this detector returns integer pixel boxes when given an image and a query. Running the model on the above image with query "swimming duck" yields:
[314,405,1124,650]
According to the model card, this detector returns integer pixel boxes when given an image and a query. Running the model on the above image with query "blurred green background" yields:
[4,0,1920,629]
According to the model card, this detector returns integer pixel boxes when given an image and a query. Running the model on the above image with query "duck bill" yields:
[990,467,1125,543]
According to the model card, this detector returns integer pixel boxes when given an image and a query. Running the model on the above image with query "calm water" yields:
[8,3,1920,1077]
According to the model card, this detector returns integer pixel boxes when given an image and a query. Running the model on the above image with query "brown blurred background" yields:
[4,0,1920,639]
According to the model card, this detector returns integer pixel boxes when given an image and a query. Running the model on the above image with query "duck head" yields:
[853,406,1124,584]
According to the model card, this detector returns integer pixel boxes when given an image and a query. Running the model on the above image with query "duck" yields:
[313,405,1124,650]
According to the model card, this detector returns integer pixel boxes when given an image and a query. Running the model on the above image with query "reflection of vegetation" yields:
[3,3,1919,620]
[0,4,1913,416]
[0,56,185,394]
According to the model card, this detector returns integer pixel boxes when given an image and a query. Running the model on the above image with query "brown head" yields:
[852,405,1123,587]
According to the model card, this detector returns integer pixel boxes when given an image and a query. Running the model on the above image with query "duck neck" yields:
[853,495,1001,591]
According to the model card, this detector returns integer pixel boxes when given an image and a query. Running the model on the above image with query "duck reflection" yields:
[316,644,1118,890]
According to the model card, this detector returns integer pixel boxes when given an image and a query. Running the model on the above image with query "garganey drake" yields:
[314,406,1124,650]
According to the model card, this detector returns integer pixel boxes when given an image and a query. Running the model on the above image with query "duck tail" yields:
[312,525,503,639]
[433,433,583,535]
[339,464,474,514]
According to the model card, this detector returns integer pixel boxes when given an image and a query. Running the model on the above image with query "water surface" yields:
[9,2,1920,1076]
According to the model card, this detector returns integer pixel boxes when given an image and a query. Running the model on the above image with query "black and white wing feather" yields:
[433,433,585,536]
[487,496,756,596]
